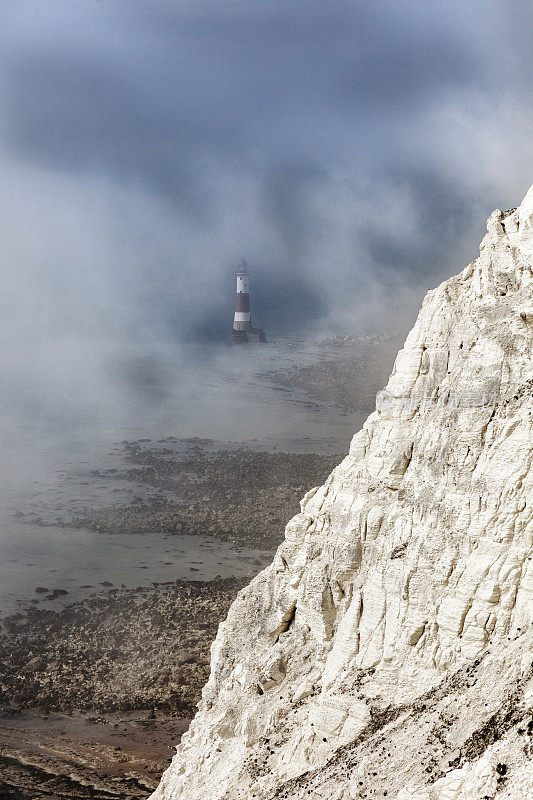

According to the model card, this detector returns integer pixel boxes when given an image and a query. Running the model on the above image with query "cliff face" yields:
[151,187,533,800]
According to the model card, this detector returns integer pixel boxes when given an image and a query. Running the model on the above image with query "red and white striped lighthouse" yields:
[231,260,266,343]
[233,259,252,332]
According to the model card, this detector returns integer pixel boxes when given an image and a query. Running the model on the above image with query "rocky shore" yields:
[0,374,367,797]
[0,577,247,799]
[0,577,247,715]
[60,442,342,549]
[259,334,402,413]
[0,439,345,798]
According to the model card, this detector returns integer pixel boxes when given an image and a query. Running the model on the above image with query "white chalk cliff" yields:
[151,188,533,800]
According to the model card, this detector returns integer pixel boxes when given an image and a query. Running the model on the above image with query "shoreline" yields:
[1,441,342,619]
[0,336,398,797]
[0,443,341,798]
[0,578,248,799]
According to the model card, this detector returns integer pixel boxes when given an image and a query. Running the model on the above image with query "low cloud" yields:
[0,0,531,445]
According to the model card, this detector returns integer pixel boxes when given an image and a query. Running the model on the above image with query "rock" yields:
[150,186,533,800]
[0,577,247,719]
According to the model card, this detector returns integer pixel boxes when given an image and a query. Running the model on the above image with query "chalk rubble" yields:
[151,187,533,800]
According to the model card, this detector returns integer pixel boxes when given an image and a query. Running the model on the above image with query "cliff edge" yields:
[151,187,533,800]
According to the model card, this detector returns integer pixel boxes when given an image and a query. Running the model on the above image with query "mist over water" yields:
[0,337,371,618]
[1,339,365,494]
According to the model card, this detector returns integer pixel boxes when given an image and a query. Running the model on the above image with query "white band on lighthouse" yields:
[236,275,249,293]
[234,312,251,322]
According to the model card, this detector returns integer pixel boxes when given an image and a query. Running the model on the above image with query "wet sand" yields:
[0,708,182,799]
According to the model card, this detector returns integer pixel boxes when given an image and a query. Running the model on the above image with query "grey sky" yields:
[0,0,532,433]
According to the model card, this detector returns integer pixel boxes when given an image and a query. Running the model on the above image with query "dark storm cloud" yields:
[361,170,472,276]
[262,160,328,257]
[5,1,489,194]
[6,50,208,215]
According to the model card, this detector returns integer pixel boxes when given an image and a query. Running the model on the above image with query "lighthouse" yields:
[231,260,267,344]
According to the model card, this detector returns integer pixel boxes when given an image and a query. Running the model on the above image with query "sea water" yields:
[0,340,366,617]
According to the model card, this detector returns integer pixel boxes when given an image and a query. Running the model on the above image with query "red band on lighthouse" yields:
[235,294,251,313]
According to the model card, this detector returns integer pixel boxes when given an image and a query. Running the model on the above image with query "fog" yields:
[0,0,532,469]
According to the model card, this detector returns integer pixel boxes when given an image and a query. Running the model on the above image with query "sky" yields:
[0,0,532,442]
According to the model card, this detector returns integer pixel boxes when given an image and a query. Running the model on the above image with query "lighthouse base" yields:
[231,327,267,344]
